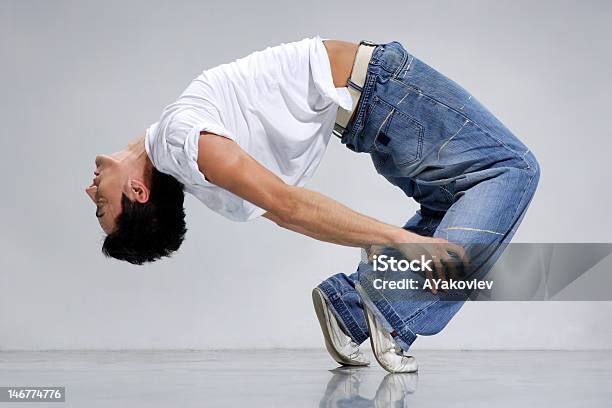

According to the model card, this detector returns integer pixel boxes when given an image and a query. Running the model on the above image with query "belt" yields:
[333,40,377,138]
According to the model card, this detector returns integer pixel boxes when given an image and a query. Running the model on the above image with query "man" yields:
[86,37,540,373]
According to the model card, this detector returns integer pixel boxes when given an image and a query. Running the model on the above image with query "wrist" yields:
[386,227,416,245]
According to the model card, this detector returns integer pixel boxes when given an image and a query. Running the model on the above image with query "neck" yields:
[115,134,154,183]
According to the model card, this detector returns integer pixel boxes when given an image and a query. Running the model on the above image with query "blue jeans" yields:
[317,41,541,350]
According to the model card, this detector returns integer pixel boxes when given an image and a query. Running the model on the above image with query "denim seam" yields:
[437,118,469,160]
[459,95,472,110]
[371,96,425,166]
[360,273,421,345]
[373,100,393,150]
[388,77,533,171]
[374,96,425,131]
[439,185,455,204]
[346,71,379,145]
[501,170,537,242]
[318,279,369,343]
[441,226,504,236]
[321,280,364,341]
[397,88,413,106]
[332,276,368,343]
[391,48,409,78]
[397,55,415,80]
[521,148,538,175]
[405,298,442,324]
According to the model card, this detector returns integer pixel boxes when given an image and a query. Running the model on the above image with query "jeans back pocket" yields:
[367,95,424,166]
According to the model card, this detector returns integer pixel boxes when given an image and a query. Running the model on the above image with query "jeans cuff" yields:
[356,281,419,350]
[317,280,369,345]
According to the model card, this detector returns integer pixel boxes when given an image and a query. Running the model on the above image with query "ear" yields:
[129,178,150,204]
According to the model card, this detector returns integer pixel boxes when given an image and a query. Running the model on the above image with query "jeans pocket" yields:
[369,96,424,166]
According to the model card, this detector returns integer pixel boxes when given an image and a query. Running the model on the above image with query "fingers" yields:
[429,242,469,294]
[422,244,444,295]
[443,253,459,281]
[366,244,385,262]
[425,267,437,295]
[447,243,470,275]
[433,253,446,292]
[443,243,466,278]
[391,239,472,296]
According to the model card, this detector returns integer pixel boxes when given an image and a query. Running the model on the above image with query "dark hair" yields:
[102,168,187,265]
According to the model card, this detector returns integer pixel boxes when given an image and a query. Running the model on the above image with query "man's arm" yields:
[197,131,411,247]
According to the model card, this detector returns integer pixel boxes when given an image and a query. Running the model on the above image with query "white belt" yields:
[333,40,377,138]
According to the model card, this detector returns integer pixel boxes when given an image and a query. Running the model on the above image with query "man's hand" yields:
[396,237,469,295]
[367,236,470,295]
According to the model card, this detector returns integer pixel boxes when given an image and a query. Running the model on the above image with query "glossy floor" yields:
[0,350,610,407]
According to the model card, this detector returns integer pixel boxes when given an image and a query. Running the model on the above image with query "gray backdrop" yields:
[1,0,611,350]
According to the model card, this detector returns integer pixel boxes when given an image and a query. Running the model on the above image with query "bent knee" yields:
[523,149,541,181]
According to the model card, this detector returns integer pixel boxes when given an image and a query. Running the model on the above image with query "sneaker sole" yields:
[312,288,369,367]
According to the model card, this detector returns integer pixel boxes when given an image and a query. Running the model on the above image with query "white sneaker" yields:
[363,304,418,373]
[312,288,369,367]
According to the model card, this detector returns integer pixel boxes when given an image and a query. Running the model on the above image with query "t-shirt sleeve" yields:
[309,35,353,111]
[145,107,234,187]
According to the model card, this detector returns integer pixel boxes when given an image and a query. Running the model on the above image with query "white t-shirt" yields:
[145,35,353,221]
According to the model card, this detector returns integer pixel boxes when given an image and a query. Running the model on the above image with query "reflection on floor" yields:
[1,350,611,407]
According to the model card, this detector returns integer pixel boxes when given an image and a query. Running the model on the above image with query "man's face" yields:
[85,154,127,234]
